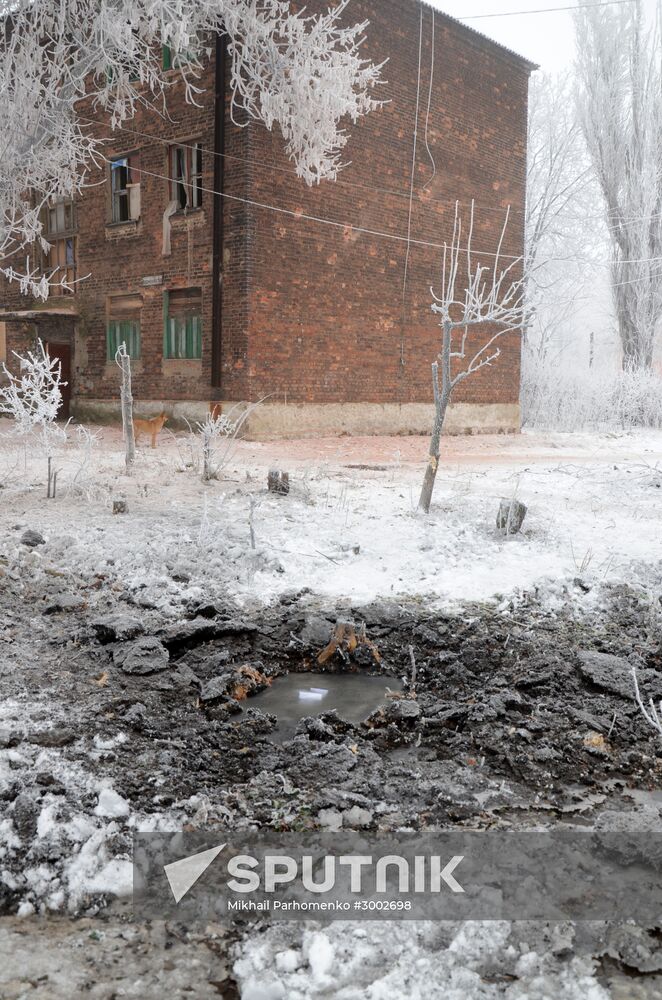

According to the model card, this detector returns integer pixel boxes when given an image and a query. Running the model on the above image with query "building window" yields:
[163,288,202,359]
[43,196,76,295]
[162,41,200,70]
[107,294,142,360]
[170,143,202,211]
[110,153,141,223]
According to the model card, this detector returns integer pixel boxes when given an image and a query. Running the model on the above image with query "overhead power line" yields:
[98,153,662,274]
[461,0,634,19]
[81,114,662,234]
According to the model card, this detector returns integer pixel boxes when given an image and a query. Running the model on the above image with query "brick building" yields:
[0,1,535,436]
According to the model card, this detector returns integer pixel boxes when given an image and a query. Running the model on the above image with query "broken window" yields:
[43,196,76,295]
[107,294,142,360]
[163,288,202,359]
[170,143,202,211]
[110,153,141,223]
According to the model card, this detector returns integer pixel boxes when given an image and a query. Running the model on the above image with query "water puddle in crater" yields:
[250,672,402,742]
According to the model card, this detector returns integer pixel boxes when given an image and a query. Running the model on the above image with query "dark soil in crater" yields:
[4,578,662,995]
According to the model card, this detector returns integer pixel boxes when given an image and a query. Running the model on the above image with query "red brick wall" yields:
[0,54,251,407]
[239,0,530,408]
[0,0,531,415]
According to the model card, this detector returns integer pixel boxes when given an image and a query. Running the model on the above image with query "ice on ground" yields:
[95,787,130,818]
[233,921,610,1000]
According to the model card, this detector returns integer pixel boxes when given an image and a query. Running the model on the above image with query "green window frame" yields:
[162,41,199,70]
[106,295,142,360]
[163,288,202,359]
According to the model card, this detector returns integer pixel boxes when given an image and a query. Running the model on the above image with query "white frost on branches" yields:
[419,202,527,513]
[632,666,662,740]
[0,339,66,462]
[575,0,662,369]
[525,72,600,364]
[0,340,63,436]
[0,0,382,297]
[197,402,260,481]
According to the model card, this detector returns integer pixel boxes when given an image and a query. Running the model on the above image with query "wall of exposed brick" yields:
[0,0,532,431]
[0,55,250,409]
[240,0,531,413]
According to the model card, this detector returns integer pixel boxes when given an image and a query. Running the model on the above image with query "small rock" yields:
[199,675,232,703]
[91,615,144,644]
[496,499,527,535]
[171,566,191,583]
[43,593,85,614]
[296,717,335,741]
[123,703,147,726]
[577,650,639,700]
[12,792,40,840]
[112,499,128,515]
[35,772,64,789]
[387,699,421,722]
[113,637,169,675]
[28,727,76,748]
[300,615,333,648]
[20,530,45,548]
[0,727,18,749]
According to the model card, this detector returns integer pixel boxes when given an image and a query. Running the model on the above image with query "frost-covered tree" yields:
[0,0,382,297]
[0,339,66,492]
[525,72,598,363]
[0,339,63,435]
[575,0,662,369]
[419,204,527,514]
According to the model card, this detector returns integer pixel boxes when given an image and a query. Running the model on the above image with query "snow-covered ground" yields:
[3,422,662,1000]
[233,920,610,1000]
[1,422,662,613]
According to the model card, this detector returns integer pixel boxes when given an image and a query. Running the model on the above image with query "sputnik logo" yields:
[163,843,226,903]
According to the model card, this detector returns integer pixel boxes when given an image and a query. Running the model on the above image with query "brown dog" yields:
[133,411,167,449]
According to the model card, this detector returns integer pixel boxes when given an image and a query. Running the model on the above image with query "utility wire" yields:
[98,154,662,275]
[422,9,437,191]
[400,5,424,367]
[81,114,662,236]
[78,114,528,220]
[461,0,634,19]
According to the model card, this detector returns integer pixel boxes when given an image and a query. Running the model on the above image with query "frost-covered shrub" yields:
[0,339,68,495]
[522,354,662,430]
[198,410,241,482]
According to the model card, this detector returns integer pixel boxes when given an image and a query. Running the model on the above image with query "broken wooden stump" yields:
[317,619,381,666]
[496,498,527,535]
[268,469,290,495]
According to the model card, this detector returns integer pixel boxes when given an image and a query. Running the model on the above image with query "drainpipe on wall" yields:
[211,32,226,392]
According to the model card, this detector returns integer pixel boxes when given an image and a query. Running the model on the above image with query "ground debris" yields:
[577,649,650,700]
[199,664,271,704]
[268,469,290,495]
[496,499,527,535]
[113,636,169,675]
[20,529,45,548]
[317,619,381,665]
[91,614,145,644]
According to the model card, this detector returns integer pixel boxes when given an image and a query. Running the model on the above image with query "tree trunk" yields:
[418,359,450,514]
[119,349,135,470]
